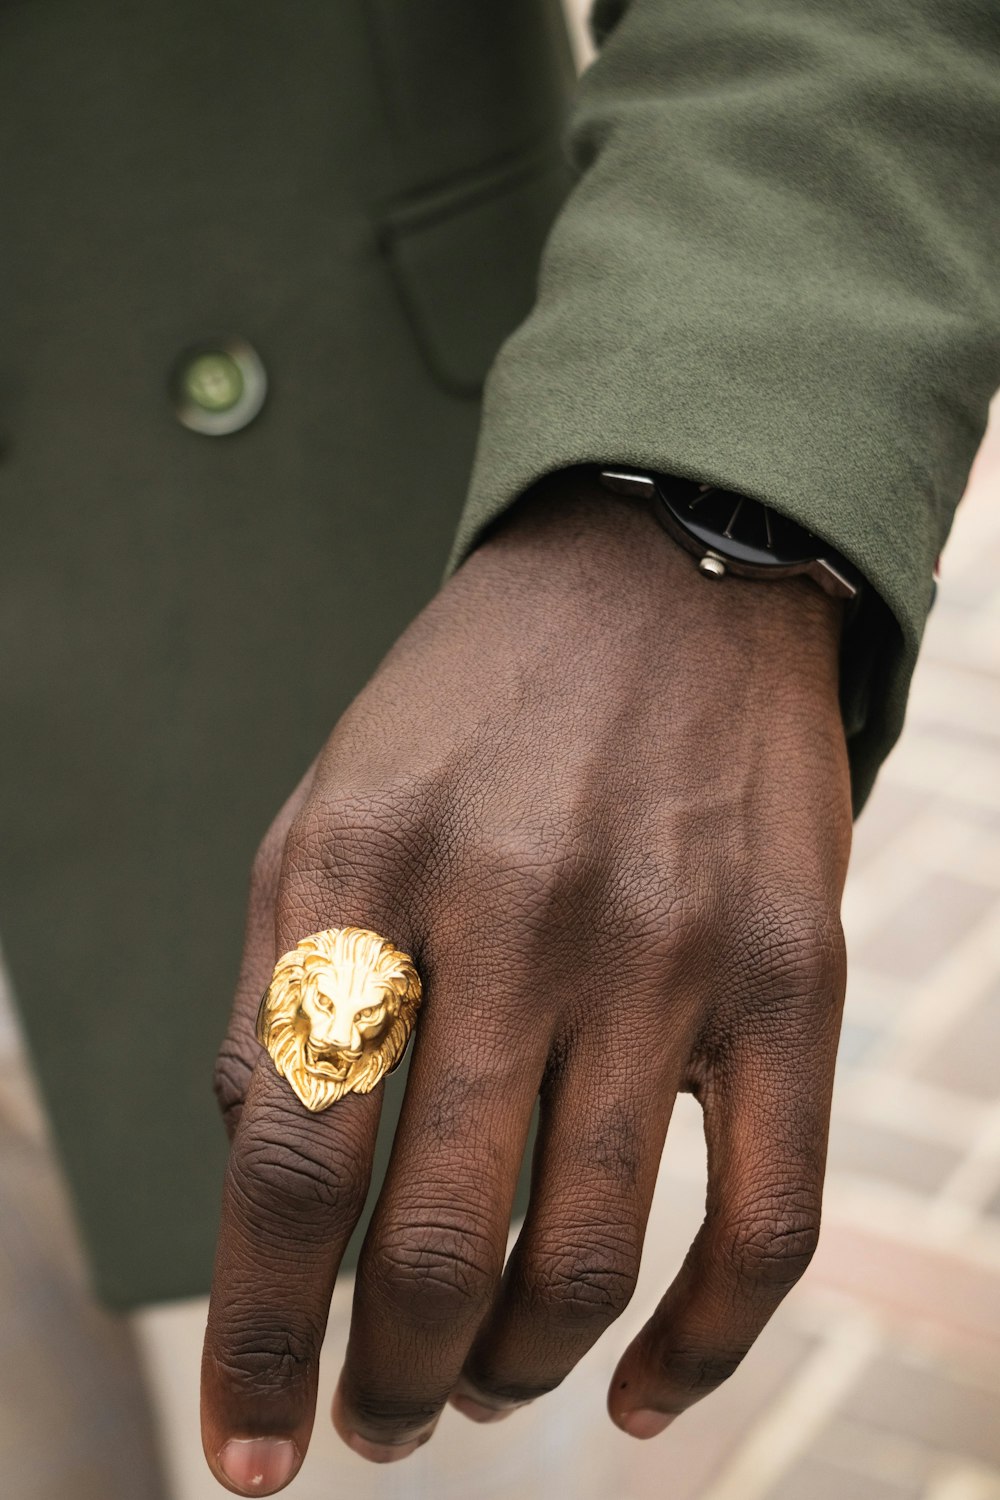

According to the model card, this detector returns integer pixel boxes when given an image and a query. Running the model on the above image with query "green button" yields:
[173,338,267,435]
[181,352,245,413]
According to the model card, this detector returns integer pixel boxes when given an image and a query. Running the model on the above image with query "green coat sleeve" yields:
[446,0,1000,810]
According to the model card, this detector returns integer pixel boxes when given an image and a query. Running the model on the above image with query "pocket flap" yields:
[381,149,575,397]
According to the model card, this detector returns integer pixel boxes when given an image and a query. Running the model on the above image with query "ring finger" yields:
[454,997,684,1417]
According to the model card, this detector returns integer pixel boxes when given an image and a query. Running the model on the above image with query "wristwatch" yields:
[598,466,861,602]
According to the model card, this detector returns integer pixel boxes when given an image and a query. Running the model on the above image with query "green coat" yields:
[1,0,996,1309]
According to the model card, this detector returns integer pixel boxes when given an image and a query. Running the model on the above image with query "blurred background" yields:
[3,4,998,1498]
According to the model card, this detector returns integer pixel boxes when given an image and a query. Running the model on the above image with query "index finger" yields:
[201,1060,380,1494]
[201,812,422,1496]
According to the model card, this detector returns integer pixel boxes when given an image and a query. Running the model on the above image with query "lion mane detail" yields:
[257,927,421,1112]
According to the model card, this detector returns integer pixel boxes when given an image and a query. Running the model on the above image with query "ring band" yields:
[256,927,422,1112]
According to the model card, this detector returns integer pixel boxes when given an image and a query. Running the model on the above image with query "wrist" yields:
[477,467,845,698]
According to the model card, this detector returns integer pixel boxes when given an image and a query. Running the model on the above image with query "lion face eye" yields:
[356,1005,381,1022]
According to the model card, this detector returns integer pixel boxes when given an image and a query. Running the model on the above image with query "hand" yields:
[201,467,852,1494]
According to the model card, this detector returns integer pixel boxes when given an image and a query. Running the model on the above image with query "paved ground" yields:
[0,1021,165,1500]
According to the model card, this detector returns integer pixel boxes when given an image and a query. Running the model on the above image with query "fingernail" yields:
[217,1437,300,1494]
[450,1392,517,1424]
[619,1409,676,1440]
[346,1430,431,1464]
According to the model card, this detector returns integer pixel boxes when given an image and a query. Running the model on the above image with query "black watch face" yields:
[658,481,819,569]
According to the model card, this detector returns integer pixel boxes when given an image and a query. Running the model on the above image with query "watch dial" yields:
[659,482,820,569]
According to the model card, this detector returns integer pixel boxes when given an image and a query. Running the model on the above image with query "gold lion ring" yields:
[256,927,422,1112]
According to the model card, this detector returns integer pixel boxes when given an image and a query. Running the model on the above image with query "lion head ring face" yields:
[256,927,422,1112]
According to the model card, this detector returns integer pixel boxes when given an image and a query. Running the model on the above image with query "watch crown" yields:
[698,555,727,579]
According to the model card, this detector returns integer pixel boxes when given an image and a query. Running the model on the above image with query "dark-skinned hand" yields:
[201,467,852,1494]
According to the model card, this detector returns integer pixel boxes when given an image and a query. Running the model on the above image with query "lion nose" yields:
[329,1016,362,1054]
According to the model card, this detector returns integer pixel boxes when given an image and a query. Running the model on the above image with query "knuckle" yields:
[474,824,598,924]
[230,1118,368,1238]
[610,859,706,967]
[726,1197,821,1290]
[277,793,423,940]
[346,1387,443,1436]
[285,792,418,883]
[746,890,845,1003]
[209,1313,320,1398]
[518,1234,639,1329]
[365,1215,497,1324]
[468,1373,563,1405]
[653,1343,748,1398]
[212,1044,254,1133]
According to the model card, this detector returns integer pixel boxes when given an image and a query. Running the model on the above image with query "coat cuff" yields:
[445,0,1000,812]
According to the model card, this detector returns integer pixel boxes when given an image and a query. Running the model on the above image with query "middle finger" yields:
[335,938,551,1459]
